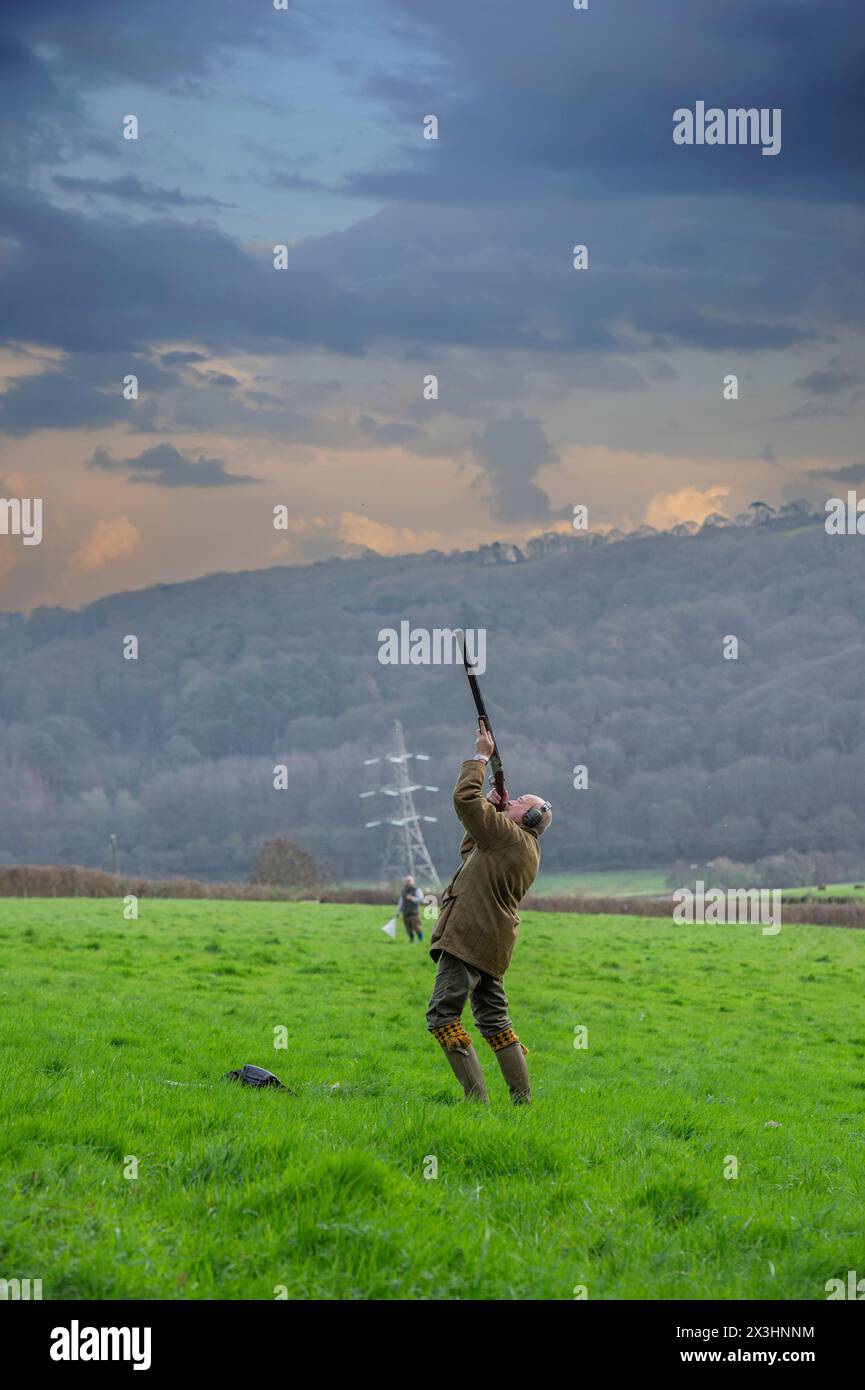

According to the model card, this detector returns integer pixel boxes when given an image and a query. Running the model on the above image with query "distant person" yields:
[426,723,551,1105]
[396,875,425,942]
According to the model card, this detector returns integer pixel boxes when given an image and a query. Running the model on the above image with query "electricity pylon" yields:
[359,720,441,890]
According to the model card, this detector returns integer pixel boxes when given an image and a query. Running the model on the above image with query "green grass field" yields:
[781,883,865,900]
[531,868,669,897]
[1,899,863,1301]
[343,868,671,897]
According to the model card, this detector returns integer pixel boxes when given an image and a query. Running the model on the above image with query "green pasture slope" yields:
[532,868,669,897]
[781,883,865,901]
[0,899,863,1301]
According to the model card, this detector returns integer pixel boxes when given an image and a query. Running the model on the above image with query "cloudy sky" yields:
[1,0,863,610]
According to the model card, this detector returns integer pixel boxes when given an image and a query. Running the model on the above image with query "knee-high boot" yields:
[486,1029,531,1104]
[431,1023,489,1103]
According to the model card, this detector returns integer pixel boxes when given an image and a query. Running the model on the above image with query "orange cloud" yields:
[268,510,450,560]
[644,485,730,530]
[67,516,142,575]
[335,511,445,554]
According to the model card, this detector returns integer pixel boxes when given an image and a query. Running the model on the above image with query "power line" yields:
[360,720,441,890]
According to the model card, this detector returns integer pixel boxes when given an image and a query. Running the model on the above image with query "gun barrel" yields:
[456,629,507,807]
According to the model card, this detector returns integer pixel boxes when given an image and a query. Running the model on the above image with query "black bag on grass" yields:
[223,1063,291,1091]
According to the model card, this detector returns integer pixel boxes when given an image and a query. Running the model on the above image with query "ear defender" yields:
[522,801,551,829]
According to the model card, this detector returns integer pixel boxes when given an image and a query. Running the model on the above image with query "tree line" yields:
[1,508,863,886]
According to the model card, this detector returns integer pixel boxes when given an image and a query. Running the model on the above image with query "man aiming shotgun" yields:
[426,637,552,1104]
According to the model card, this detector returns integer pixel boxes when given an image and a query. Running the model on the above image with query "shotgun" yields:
[456,630,508,810]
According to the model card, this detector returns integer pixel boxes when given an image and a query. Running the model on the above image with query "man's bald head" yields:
[487,790,552,834]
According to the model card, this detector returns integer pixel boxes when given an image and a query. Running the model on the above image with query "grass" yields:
[781,883,865,900]
[0,898,863,1301]
[338,868,671,897]
[532,868,669,897]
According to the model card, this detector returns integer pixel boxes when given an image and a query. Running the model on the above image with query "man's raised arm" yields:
[452,725,519,851]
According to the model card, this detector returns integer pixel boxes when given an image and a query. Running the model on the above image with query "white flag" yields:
[381,918,397,939]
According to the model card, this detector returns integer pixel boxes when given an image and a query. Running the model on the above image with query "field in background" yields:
[341,869,670,897]
[531,869,669,897]
[781,883,865,900]
[1,899,863,1300]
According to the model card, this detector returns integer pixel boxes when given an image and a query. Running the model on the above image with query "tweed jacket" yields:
[429,759,541,977]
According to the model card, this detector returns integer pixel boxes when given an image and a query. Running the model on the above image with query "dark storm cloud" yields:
[356,414,422,446]
[0,182,832,419]
[53,175,235,211]
[160,351,208,367]
[361,0,864,205]
[773,401,846,423]
[0,353,181,436]
[471,412,561,524]
[0,33,80,178]
[0,185,391,358]
[87,443,262,488]
[0,0,313,88]
[246,389,282,406]
[804,461,865,487]
[0,1,314,188]
[270,172,335,193]
[0,0,860,448]
[270,199,828,354]
[793,361,864,395]
[0,370,127,436]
